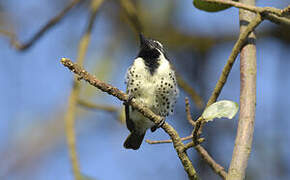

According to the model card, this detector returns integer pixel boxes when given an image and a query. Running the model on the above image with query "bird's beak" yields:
[139,33,148,48]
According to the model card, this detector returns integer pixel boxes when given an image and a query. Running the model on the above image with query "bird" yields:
[123,34,179,150]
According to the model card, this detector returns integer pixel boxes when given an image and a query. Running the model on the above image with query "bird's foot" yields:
[123,95,134,106]
[151,117,165,132]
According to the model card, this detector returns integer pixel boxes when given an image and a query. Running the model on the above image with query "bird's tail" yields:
[123,132,145,150]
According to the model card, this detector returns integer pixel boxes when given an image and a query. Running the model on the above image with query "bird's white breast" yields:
[125,54,179,132]
[129,56,171,106]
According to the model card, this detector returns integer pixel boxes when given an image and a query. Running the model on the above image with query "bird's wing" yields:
[125,104,134,132]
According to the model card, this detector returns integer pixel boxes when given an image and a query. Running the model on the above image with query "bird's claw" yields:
[123,95,134,106]
[151,117,165,132]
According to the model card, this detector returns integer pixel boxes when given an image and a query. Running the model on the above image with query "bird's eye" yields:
[153,41,163,49]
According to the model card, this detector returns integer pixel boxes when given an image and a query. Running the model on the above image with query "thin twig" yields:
[185,98,196,126]
[177,74,204,109]
[0,0,83,50]
[146,135,193,144]
[64,1,104,180]
[184,99,227,179]
[201,0,281,16]
[184,142,194,151]
[195,145,227,180]
[119,0,143,33]
[262,13,290,27]
[206,14,262,107]
[201,0,290,27]
[193,14,263,141]
[227,0,258,179]
[281,5,290,16]
[61,58,199,180]
[184,138,205,150]
[77,99,118,112]
[192,117,203,145]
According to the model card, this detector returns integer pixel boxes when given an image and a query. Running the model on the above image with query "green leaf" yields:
[193,0,232,12]
[201,100,239,122]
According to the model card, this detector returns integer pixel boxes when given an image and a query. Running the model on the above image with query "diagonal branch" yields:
[206,14,262,107]
[119,0,143,33]
[195,145,227,179]
[0,0,83,51]
[77,99,118,112]
[195,13,263,141]
[61,58,199,180]
[177,75,204,109]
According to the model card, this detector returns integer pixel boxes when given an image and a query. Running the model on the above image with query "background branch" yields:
[177,75,204,109]
[0,0,83,51]
[227,0,257,179]
[77,99,118,112]
[119,0,143,33]
[64,1,103,179]
[195,145,227,180]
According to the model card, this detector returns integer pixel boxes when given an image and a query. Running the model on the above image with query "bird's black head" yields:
[138,34,165,59]
[137,34,166,75]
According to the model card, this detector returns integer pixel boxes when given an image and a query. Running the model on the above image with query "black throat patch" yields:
[138,49,160,75]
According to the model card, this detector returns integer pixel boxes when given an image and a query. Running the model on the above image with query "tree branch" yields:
[195,13,262,141]
[64,1,104,180]
[182,98,226,179]
[119,0,143,33]
[61,58,199,180]
[195,145,227,180]
[174,14,262,179]
[201,0,290,27]
[227,0,257,179]
[177,75,204,109]
[206,14,262,107]
[185,97,196,126]
[0,0,83,51]
[77,99,118,112]
[146,135,193,144]
[262,13,290,27]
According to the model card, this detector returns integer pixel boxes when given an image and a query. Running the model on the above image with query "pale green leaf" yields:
[193,0,232,12]
[202,100,239,122]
